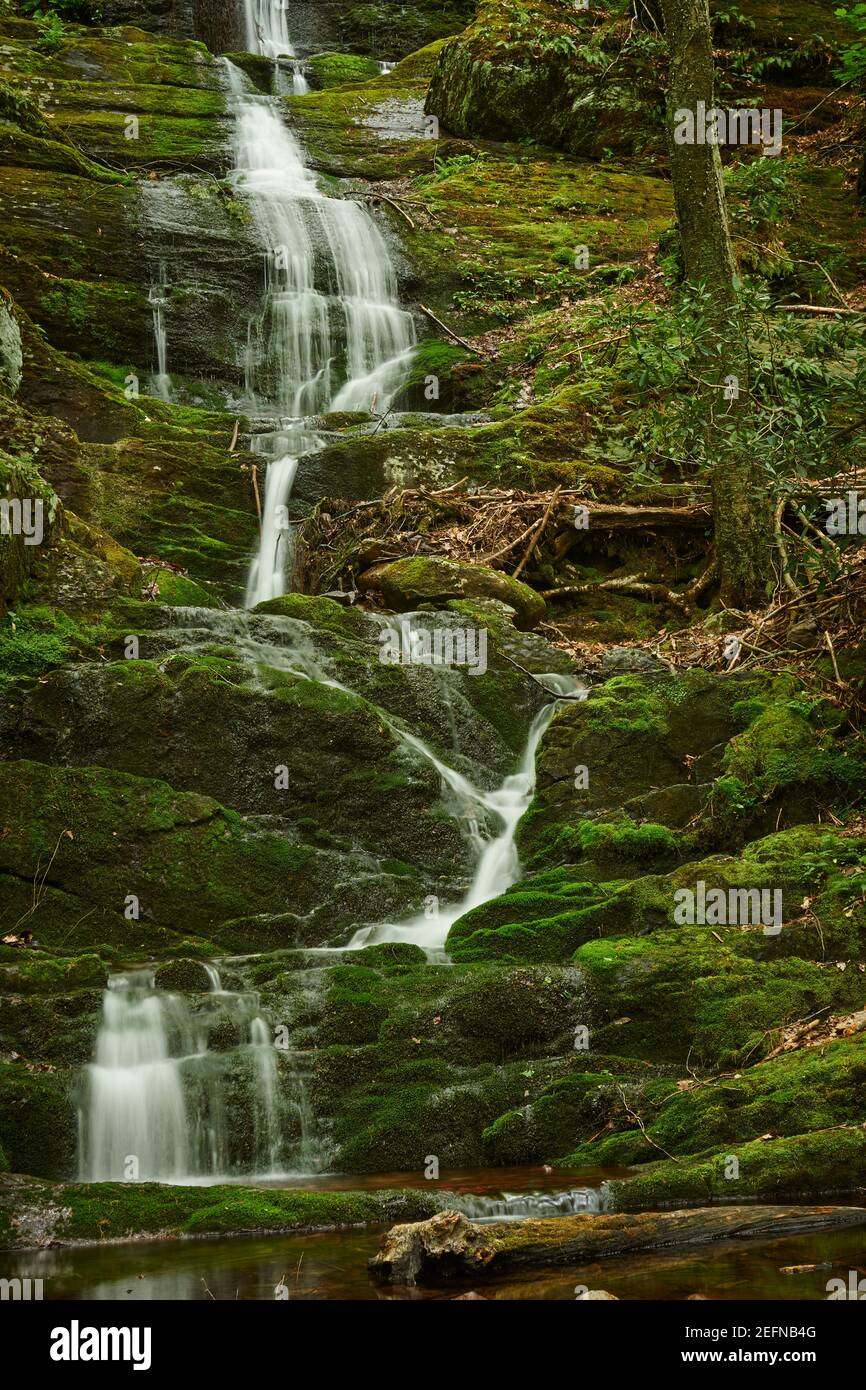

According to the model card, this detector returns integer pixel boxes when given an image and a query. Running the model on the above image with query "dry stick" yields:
[367,192,416,229]
[228,418,240,453]
[481,512,549,566]
[419,302,487,355]
[776,304,861,317]
[791,500,838,553]
[824,630,846,688]
[513,486,562,580]
[774,500,800,596]
[615,1086,681,1163]
[251,463,263,529]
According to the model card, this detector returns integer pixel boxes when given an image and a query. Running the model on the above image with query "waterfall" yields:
[148,269,171,402]
[250,1017,281,1174]
[349,673,585,952]
[244,0,294,58]
[80,970,190,1182]
[223,59,415,420]
[78,965,331,1182]
[222,52,415,605]
[245,450,298,607]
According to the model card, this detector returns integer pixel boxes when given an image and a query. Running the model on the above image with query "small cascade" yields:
[245,449,298,607]
[451,1187,603,1222]
[273,56,310,98]
[249,1016,281,1174]
[148,267,172,402]
[78,964,332,1182]
[378,60,396,74]
[349,672,585,953]
[79,970,190,1182]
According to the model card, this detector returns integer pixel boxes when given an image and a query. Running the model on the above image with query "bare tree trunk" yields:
[658,0,771,609]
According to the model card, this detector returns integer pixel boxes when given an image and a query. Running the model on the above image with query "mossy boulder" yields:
[0,1062,77,1179]
[358,554,546,630]
[605,1127,866,1210]
[561,1032,866,1169]
[426,2,665,161]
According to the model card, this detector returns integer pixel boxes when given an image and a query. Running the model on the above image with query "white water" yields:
[245,450,298,607]
[148,279,172,402]
[244,0,294,58]
[453,1187,603,1222]
[222,54,414,604]
[348,673,583,952]
[80,970,190,1182]
[79,964,327,1182]
[224,59,415,421]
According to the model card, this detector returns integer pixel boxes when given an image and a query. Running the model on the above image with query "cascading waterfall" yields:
[244,0,294,57]
[80,970,189,1182]
[77,6,578,1186]
[245,449,298,607]
[79,964,326,1182]
[349,672,584,952]
[223,48,415,605]
[148,267,172,402]
[224,59,415,418]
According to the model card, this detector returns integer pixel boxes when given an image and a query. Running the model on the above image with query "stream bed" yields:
[9,1223,862,1302]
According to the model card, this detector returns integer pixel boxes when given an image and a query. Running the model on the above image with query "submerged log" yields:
[369,1205,866,1285]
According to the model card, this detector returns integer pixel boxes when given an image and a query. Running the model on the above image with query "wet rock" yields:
[600,646,669,675]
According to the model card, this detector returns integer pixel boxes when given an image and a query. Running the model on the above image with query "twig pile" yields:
[296,482,709,596]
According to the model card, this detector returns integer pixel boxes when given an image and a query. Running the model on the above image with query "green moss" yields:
[0,1175,443,1247]
[307,52,380,89]
[605,1126,866,1209]
[0,1062,76,1178]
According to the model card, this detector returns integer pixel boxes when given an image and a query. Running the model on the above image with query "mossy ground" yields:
[0,1172,443,1247]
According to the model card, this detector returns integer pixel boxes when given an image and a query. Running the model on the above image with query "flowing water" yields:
[147,267,172,402]
[221,53,415,603]
[78,0,584,1195]
[79,965,330,1182]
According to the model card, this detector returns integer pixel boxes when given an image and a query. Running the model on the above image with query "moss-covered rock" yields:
[0,1062,77,1179]
[605,1127,866,1209]
[358,554,546,630]
[0,1171,444,1248]
[427,2,666,162]
[561,1032,866,1169]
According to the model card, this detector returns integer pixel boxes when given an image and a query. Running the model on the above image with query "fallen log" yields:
[368,1205,866,1285]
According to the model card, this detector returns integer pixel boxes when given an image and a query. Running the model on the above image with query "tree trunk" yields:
[370,1205,866,1284]
[657,0,771,609]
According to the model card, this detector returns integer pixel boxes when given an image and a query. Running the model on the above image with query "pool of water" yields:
[10,1224,865,1301]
